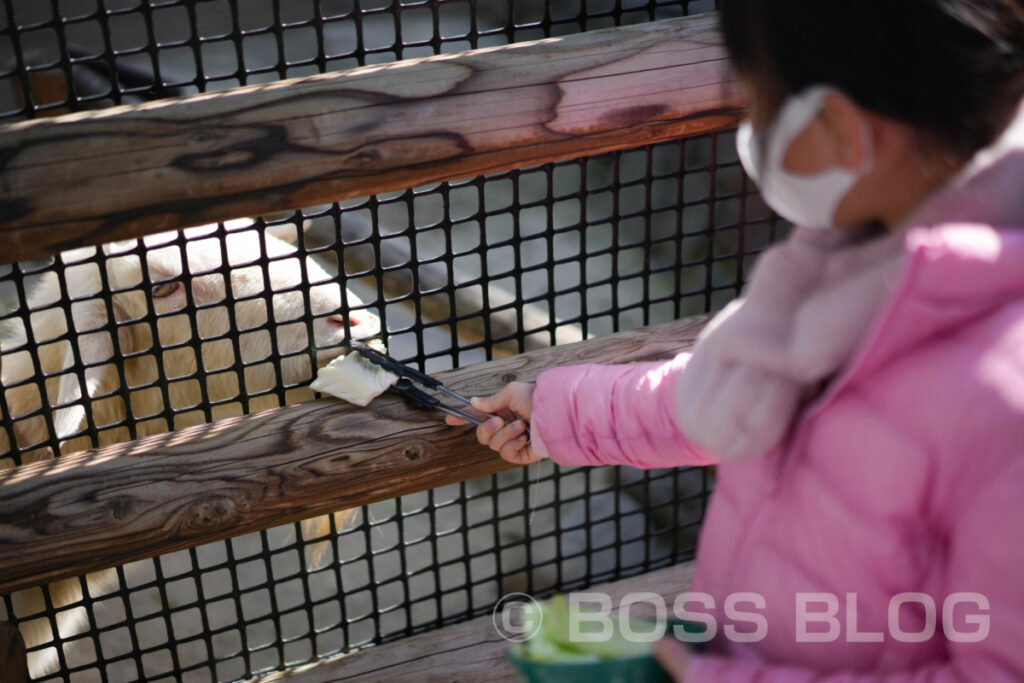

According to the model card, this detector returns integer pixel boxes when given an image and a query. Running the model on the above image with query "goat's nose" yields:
[327,311,371,329]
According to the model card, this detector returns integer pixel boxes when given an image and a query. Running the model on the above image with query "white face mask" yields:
[736,86,873,229]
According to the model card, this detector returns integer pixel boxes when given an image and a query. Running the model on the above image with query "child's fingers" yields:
[493,406,519,423]
[504,383,535,422]
[474,417,542,465]
[475,416,505,446]
[470,382,534,422]
[500,436,539,465]
[484,419,527,454]
[445,414,468,426]
[469,391,506,415]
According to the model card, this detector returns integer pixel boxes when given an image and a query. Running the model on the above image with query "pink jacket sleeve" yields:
[679,454,1024,683]
[530,352,719,469]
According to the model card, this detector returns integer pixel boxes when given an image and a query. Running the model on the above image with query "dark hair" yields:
[720,0,1024,156]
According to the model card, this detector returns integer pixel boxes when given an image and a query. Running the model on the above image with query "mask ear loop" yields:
[765,85,873,180]
[764,87,831,178]
[852,105,875,176]
[810,87,877,177]
[756,117,776,182]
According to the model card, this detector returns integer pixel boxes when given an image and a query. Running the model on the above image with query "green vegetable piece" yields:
[520,594,661,663]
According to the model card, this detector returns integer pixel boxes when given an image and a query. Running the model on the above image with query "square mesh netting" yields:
[0,1,788,680]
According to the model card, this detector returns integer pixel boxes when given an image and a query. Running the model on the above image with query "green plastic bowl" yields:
[507,644,670,683]
[505,619,706,683]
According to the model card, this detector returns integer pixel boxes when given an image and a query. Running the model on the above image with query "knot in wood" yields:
[500,373,517,383]
[599,103,668,129]
[186,129,223,145]
[192,149,257,169]
[189,496,238,529]
[352,148,381,166]
[403,444,423,461]
[263,191,286,206]
[108,497,135,521]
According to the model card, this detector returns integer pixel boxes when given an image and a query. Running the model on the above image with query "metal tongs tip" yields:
[345,340,496,426]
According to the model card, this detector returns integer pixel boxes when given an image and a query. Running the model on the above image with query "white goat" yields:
[0,219,380,678]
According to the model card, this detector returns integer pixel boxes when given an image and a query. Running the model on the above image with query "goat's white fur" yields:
[0,220,379,678]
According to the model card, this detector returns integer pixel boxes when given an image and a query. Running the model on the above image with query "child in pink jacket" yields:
[450,1,1024,680]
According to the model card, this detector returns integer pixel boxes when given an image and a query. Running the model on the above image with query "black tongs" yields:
[346,342,493,426]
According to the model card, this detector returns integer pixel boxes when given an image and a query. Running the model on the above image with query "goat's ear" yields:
[51,259,117,445]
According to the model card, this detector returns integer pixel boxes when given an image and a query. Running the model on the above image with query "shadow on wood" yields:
[0,315,710,595]
[0,13,742,263]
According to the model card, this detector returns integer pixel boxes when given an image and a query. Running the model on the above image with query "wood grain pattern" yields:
[0,315,710,595]
[252,562,698,682]
[0,14,741,263]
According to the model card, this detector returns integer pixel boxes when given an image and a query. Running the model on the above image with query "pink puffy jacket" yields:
[530,103,1024,681]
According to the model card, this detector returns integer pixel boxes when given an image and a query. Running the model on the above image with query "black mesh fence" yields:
[0,1,787,681]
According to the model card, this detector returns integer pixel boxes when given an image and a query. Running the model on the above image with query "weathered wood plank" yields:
[0,315,710,595]
[0,621,28,683]
[0,13,740,263]
[252,562,697,682]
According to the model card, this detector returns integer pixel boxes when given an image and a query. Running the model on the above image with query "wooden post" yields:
[0,14,741,263]
[0,621,28,683]
[0,315,709,595]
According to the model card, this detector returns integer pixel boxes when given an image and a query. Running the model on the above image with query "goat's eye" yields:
[151,281,181,298]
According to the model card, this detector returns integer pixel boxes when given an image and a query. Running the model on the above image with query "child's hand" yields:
[653,635,693,681]
[445,382,542,465]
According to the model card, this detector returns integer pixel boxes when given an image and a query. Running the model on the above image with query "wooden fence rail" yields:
[0,13,741,263]
[0,316,709,595]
